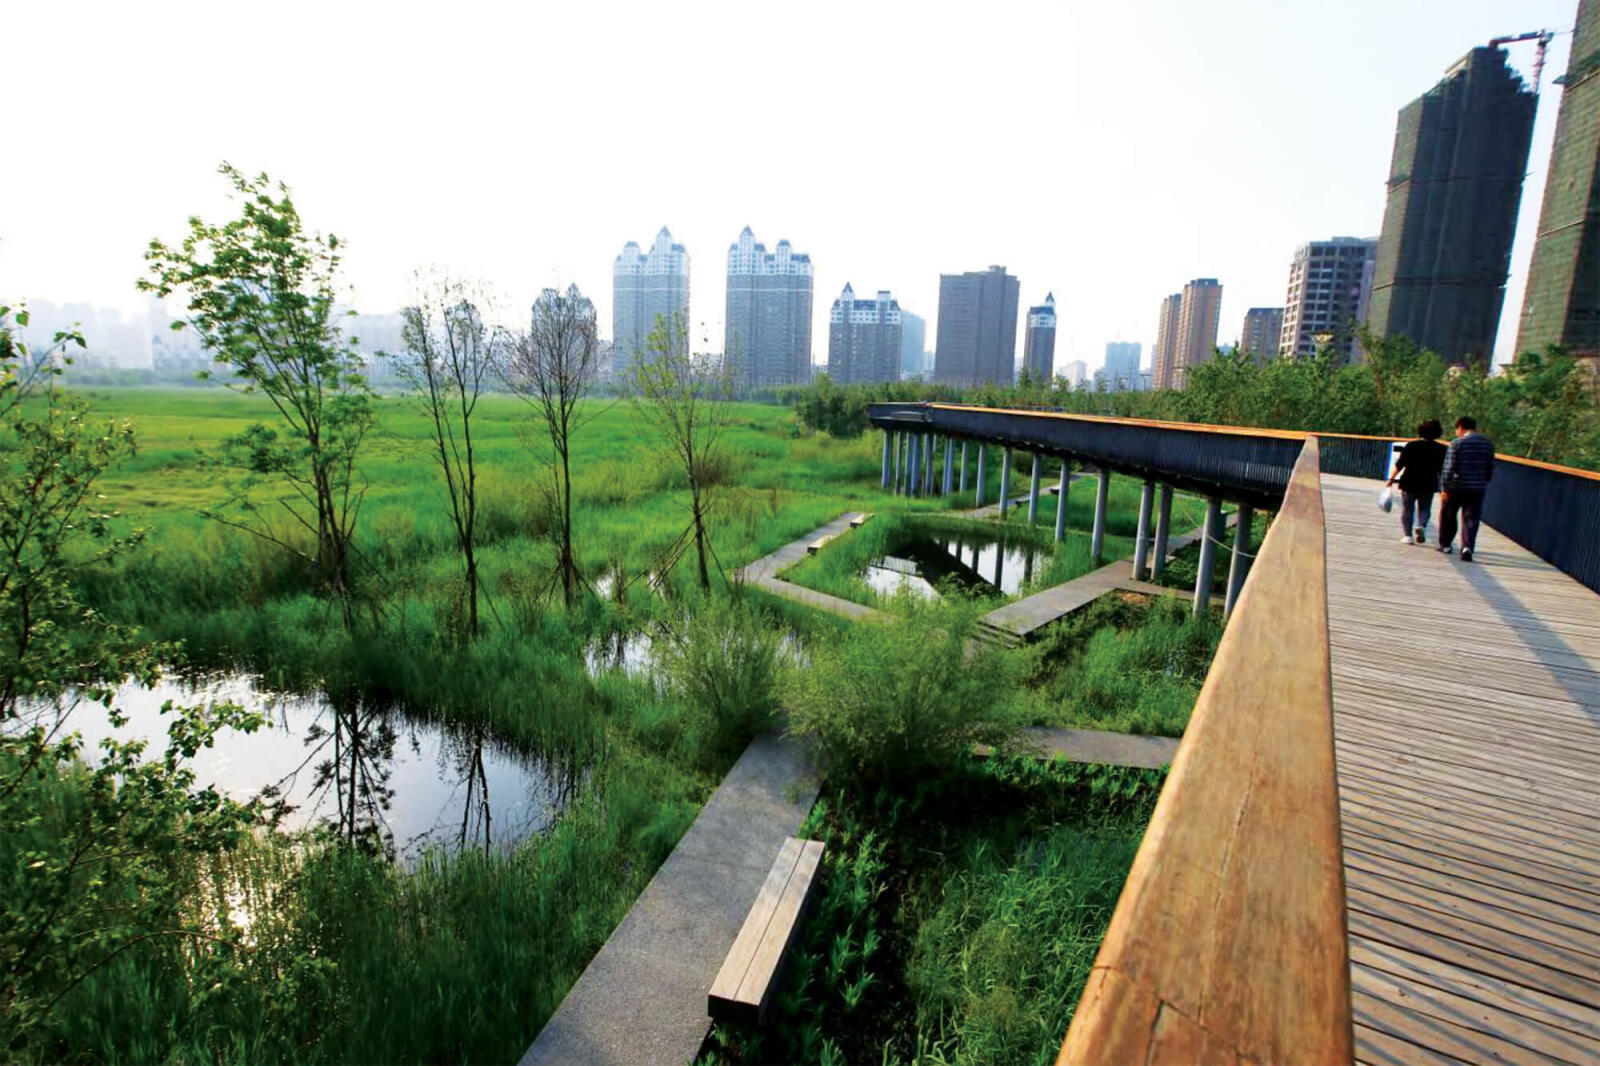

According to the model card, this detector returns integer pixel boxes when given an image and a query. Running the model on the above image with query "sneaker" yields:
[1461,549,1474,562]
[1438,545,1453,555]
[1414,528,1426,546]
[1402,533,1414,545]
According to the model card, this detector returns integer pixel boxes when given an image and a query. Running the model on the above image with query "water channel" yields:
[27,673,571,864]
[864,525,1050,600]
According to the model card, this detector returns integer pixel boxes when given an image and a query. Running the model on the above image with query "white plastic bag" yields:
[1377,486,1395,512]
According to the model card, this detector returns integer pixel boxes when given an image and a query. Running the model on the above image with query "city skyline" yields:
[0,1,1578,376]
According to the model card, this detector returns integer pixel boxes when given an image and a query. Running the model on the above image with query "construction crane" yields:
[1489,30,1557,92]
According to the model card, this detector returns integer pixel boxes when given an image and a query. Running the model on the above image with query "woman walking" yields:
[1388,419,1448,545]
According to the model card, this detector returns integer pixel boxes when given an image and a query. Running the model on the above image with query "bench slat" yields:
[734,839,825,1017]
[708,838,803,1008]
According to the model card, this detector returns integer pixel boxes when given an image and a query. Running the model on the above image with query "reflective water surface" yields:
[865,525,1049,599]
[27,674,571,863]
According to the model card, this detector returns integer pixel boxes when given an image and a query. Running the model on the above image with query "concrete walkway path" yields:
[977,520,1224,645]
[520,733,819,1066]
[736,513,888,622]
[1017,726,1179,769]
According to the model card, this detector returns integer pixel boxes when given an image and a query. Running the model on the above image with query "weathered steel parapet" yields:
[870,402,1305,512]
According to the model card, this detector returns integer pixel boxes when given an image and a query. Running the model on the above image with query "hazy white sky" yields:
[2,0,1578,370]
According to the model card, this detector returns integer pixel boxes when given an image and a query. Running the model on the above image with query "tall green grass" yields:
[1010,595,1223,736]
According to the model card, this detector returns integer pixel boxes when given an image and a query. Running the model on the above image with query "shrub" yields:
[655,596,783,769]
[782,601,1021,787]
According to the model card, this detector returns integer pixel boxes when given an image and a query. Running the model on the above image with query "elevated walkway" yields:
[1322,473,1600,1064]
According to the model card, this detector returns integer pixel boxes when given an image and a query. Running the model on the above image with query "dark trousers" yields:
[1439,489,1485,552]
[1400,491,1434,536]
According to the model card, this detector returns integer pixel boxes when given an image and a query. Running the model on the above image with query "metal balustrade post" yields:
[1091,468,1111,561]
[1133,480,1155,580]
[1225,504,1254,618]
[975,444,987,506]
[881,430,892,489]
[1054,461,1070,542]
[1152,484,1174,578]
[958,441,969,493]
[1194,497,1223,615]
[1027,454,1042,524]
[943,438,954,495]
[999,448,1013,517]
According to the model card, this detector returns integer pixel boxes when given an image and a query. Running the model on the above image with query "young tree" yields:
[139,164,374,628]
[500,285,603,607]
[629,312,734,592]
[389,273,500,635]
[1,304,261,1054]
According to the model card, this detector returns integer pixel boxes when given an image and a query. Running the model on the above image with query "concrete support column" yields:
[908,434,921,495]
[1133,480,1155,580]
[958,441,969,493]
[1151,484,1174,578]
[1027,454,1042,524]
[1054,461,1070,542]
[998,448,1013,517]
[942,438,955,495]
[1090,468,1111,561]
[1194,497,1223,616]
[881,430,892,489]
[1224,504,1255,618]
[975,444,987,506]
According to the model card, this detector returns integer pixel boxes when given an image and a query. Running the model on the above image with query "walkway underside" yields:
[1322,474,1600,1065]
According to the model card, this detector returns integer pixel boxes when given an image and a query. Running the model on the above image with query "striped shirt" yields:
[1441,432,1495,492]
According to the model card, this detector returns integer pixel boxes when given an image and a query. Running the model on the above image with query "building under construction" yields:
[1516,0,1600,360]
[1366,46,1538,364]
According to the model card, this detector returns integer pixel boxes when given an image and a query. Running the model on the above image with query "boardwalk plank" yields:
[1324,473,1600,1064]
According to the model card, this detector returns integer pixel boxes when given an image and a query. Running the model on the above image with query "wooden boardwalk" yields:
[1322,474,1600,1065]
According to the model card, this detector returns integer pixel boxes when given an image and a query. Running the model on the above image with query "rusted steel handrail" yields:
[1058,437,1352,1065]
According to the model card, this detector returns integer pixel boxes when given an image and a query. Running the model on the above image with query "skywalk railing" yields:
[873,403,1600,596]
[870,403,1306,511]
[1058,437,1352,1064]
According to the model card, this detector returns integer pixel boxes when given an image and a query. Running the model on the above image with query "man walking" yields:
[1437,416,1494,561]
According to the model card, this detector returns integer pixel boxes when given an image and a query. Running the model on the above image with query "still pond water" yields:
[34,673,571,863]
[864,525,1049,600]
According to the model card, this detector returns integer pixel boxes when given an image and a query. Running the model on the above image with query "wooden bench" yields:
[805,537,833,555]
[707,837,824,1026]
[848,511,873,528]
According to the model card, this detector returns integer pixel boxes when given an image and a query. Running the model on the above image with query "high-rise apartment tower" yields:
[933,265,1020,386]
[724,227,813,388]
[827,284,902,384]
[1152,293,1182,390]
[1280,237,1377,361]
[1367,47,1537,363]
[613,227,690,375]
[900,311,927,380]
[1171,279,1223,388]
[1103,341,1142,391]
[1240,308,1285,360]
[1023,293,1058,382]
[1517,0,1600,360]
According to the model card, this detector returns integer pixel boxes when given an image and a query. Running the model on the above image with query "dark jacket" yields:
[1393,438,1447,495]
[1441,432,1495,493]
